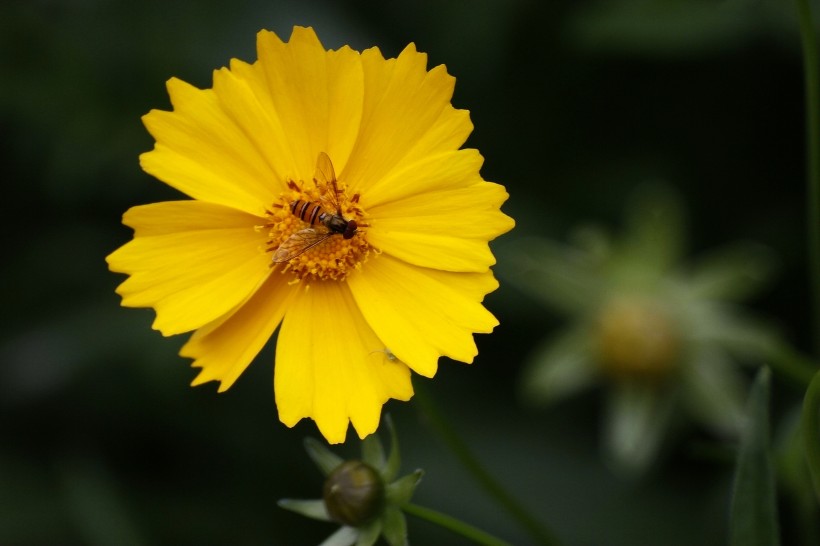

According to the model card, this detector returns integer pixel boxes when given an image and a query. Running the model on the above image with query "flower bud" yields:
[323,460,385,526]
[595,298,681,381]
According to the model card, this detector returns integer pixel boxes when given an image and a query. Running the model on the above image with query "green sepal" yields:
[519,326,597,407]
[385,469,424,506]
[355,519,382,546]
[603,382,674,475]
[381,506,408,546]
[503,237,605,316]
[305,437,344,476]
[361,423,386,472]
[729,367,780,546]
[618,184,684,280]
[685,243,776,301]
[277,498,330,522]
[382,415,401,482]
[320,526,358,546]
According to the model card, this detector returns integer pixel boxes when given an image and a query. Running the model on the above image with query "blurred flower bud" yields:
[323,460,385,526]
[595,298,681,381]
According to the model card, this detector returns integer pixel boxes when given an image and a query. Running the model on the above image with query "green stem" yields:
[802,370,820,503]
[414,384,560,546]
[402,502,513,546]
[795,0,820,356]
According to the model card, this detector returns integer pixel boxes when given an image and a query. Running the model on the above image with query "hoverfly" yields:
[272,152,358,263]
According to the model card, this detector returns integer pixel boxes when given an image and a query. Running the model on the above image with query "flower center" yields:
[264,175,370,283]
[594,297,681,382]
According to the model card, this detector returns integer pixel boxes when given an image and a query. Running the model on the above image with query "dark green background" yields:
[0,0,813,544]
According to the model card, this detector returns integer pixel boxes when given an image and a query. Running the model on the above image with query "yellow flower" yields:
[106,27,514,443]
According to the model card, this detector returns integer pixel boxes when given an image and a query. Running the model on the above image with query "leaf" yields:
[729,367,780,546]
[680,347,746,436]
[801,370,820,503]
[565,0,783,57]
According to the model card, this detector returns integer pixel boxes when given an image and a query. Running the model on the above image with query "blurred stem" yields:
[795,0,820,356]
[802,370,820,503]
[402,503,513,546]
[414,384,560,546]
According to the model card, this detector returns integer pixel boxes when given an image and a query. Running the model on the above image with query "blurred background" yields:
[1,0,816,544]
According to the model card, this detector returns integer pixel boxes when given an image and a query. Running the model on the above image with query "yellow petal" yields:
[211,64,296,190]
[347,254,500,378]
[275,282,413,444]
[362,149,484,208]
[344,44,469,192]
[181,272,297,391]
[106,201,271,336]
[365,177,514,272]
[141,78,276,216]
[255,27,364,179]
[372,181,512,238]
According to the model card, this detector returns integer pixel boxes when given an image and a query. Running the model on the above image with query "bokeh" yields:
[1,0,813,544]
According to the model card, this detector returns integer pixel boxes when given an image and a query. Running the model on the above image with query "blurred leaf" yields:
[566,0,791,57]
[503,237,604,316]
[603,382,676,475]
[776,408,820,545]
[680,347,746,436]
[801,370,820,503]
[520,326,598,406]
[685,243,777,301]
[729,367,779,546]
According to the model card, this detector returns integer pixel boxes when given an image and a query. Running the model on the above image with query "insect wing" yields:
[314,152,344,214]
[272,228,332,263]
[314,152,337,188]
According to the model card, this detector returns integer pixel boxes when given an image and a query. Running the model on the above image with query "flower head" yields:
[505,186,778,472]
[279,416,423,546]
[106,27,514,443]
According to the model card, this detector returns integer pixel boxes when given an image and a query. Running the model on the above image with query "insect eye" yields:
[344,220,358,239]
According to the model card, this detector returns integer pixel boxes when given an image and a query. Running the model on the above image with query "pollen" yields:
[264,173,371,283]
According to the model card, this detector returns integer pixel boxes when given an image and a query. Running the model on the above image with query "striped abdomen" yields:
[289,200,358,239]
[290,200,328,227]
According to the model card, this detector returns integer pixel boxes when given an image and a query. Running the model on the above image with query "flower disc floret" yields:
[265,176,370,283]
